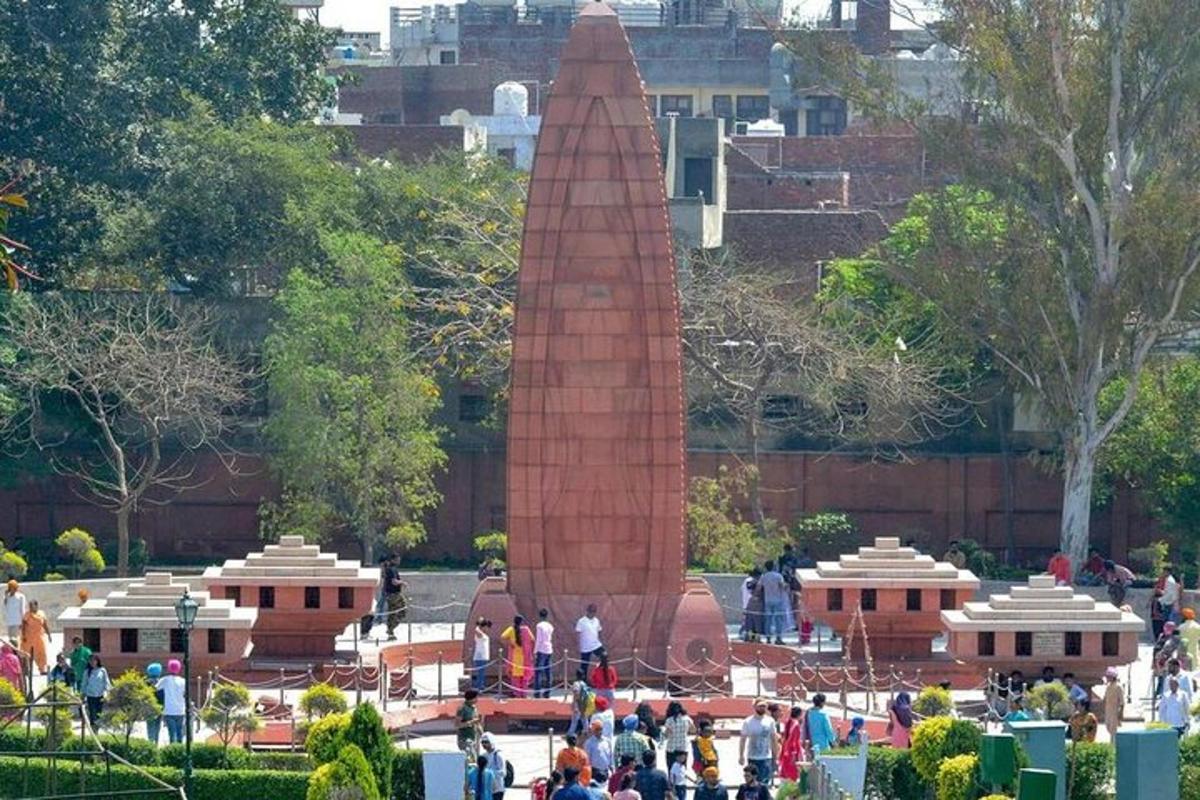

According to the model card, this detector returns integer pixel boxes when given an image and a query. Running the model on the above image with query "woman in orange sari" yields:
[20,600,50,674]
[500,614,535,697]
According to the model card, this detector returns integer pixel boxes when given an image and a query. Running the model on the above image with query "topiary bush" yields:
[936,753,979,800]
[910,717,983,784]
[299,683,348,720]
[344,702,392,800]
[392,749,425,800]
[199,681,261,748]
[1027,682,1073,721]
[1183,764,1200,800]
[864,746,926,800]
[0,677,26,720]
[307,743,381,800]
[306,712,351,765]
[1181,733,1200,768]
[1067,741,1113,800]
[913,685,954,717]
[159,742,256,770]
[100,670,162,746]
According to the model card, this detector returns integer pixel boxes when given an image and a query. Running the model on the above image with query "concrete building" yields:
[439,82,541,169]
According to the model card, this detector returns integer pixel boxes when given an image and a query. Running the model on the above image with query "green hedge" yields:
[1183,764,1200,800]
[255,751,316,772]
[1067,741,1113,800]
[392,749,425,800]
[0,755,309,800]
[864,746,927,800]
[159,742,256,770]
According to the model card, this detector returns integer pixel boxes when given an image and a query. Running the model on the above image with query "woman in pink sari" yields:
[0,644,22,690]
[778,704,805,782]
[500,614,535,697]
[888,692,914,748]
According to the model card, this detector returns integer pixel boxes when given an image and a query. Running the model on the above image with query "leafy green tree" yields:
[261,233,446,562]
[306,743,381,800]
[199,681,260,750]
[806,1,1200,567]
[0,0,334,279]
[55,529,105,579]
[686,465,768,573]
[1099,358,1200,545]
[299,684,348,721]
[341,702,392,800]
[101,670,162,746]
[305,712,351,765]
[101,105,361,294]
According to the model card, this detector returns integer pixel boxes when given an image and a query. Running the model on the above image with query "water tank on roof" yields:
[493,82,529,117]
[745,119,785,136]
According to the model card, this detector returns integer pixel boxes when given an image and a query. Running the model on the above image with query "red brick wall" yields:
[334,65,495,124]
[342,124,465,161]
[0,446,1152,568]
[722,209,889,286]
[727,171,849,210]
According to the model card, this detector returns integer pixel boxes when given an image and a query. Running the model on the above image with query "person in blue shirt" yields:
[467,754,498,800]
[555,767,594,800]
[806,693,837,754]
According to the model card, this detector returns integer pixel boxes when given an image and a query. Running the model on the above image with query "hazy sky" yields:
[319,0,934,46]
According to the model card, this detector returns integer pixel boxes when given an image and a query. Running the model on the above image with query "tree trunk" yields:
[746,408,767,532]
[1060,438,1097,573]
[116,505,132,578]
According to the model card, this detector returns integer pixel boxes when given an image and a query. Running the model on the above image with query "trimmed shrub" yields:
[1027,682,1073,721]
[62,733,159,766]
[0,677,25,716]
[0,756,309,800]
[254,751,315,772]
[307,743,380,800]
[100,670,162,745]
[1067,741,1113,800]
[1181,734,1200,767]
[306,712,352,765]
[344,702,392,800]
[300,683,348,720]
[159,742,255,770]
[980,796,1013,800]
[200,681,261,748]
[864,746,926,800]
[1182,764,1200,800]
[936,753,979,800]
[41,572,66,581]
[911,717,982,783]
[913,685,954,718]
[392,749,425,800]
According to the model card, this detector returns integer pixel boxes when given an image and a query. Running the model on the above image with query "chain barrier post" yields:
[632,648,640,702]
[407,650,415,708]
[666,644,674,696]
[699,645,709,700]
[379,652,386,708]
[290,714,296,753]
[449,594,457,642]
[278,668,286,710]
[437,651,444,702]
[562,648,571,692]
[841,669,849,721]
[548,726,555,776]
[755,650,763,698]
[356,654,364,705]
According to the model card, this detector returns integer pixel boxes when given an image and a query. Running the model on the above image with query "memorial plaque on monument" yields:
[1032,632,1062,657]
[141,629,169,652]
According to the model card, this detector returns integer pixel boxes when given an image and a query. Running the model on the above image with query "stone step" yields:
[838,556,939,569]
[961,607,1123,621]
[854,549,922,560]
[213,566,368,579]
[245,555,339,567]
[103,593,218,608]
[990,597,1096,611]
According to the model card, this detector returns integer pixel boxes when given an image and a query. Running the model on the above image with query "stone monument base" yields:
[465,576,730,689]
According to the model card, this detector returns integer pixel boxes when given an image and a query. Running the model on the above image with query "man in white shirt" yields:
[534,608,555,698]
[3,581,26,644]
[575,604,603,672]
[1158,677,1191,736]
[155,659,189,744]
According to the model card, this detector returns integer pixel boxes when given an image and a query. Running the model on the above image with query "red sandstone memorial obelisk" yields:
[466,1,729,684]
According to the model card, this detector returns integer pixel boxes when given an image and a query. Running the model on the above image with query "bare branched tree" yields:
[681,251,968,527]
[0,293,248,575]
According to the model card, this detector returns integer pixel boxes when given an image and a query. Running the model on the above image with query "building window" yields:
[225,586,242,606]
[906,588,922,611]
[1065,631,1082,657]
[496,148,517,168]
[339,587,355,610]
[1102,632,1120,657]
[459,393,491,422]
[978,631,995,656]
[683,157,714,204]
[806,96,848,136]
[170,629,185,654]
[120,629,138,654]
[259,586,276,609]
[646,95,659,116]
[660,95,694,118]
[861,588,877,611]
[83,628,101,653]
[779,108,800,136]
[304,586,321,609]
[208,628,226,654]
[1015,631,1033,657]
[940,589,956,610]
[736,94,770,123]
[439,50,457,65]
[827,588,843,611]
[712,95,733,122]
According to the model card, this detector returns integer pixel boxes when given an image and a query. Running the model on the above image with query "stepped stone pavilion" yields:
[58,572,256,674]
[941,573,1144,680]
[201,536,379,659]
[797,536,980,659]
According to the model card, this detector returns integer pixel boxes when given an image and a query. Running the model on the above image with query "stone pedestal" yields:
[1116,729,1178,800]
[201,536,379,659]
[58,572,256,675]
[796,537,979,660]
[941,574,1144,681]
[1007,721,1066,800]
[463,1,728,683]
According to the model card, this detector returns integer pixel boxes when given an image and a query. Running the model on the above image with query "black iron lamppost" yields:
[174,589,199,798]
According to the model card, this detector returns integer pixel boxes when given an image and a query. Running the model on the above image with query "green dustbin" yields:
[980,733,1018,786]
[1017,768,1057,800]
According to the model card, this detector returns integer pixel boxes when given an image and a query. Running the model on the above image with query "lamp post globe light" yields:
[174,590,199,798]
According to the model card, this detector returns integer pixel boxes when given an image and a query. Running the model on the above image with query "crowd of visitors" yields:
[739,546,814,646]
